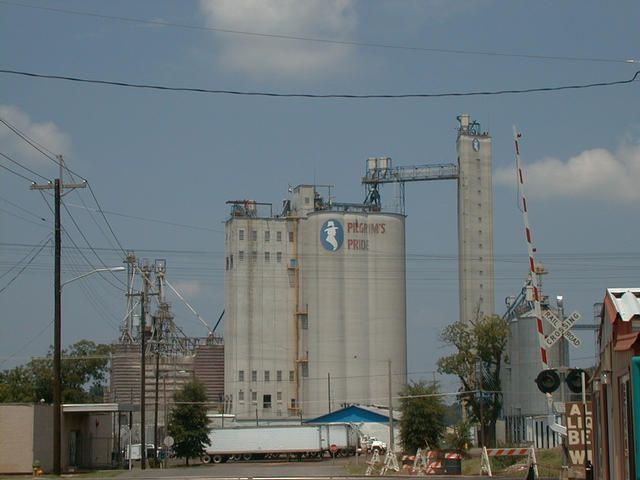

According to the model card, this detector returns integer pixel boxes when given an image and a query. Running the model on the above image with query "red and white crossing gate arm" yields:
[485,448,531,456]
[513,126,548,370]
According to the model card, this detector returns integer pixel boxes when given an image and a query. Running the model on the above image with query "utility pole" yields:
[140,262,151,469]
[126,260,155,470]
[388,360,394,453]
[30,157,85,475]
[328,373,331,413]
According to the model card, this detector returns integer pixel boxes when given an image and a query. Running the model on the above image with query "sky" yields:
[1,0,639,397]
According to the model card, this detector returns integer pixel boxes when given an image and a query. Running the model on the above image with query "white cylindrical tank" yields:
[297,211,407,417]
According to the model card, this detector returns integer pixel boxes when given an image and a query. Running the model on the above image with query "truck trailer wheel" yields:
[212,454,224,464]
[242,453,252,461]
[201,454,211,464]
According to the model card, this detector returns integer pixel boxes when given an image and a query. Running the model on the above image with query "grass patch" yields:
[462,447,563,478]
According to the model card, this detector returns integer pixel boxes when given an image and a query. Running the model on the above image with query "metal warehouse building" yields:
[224,186,407,419]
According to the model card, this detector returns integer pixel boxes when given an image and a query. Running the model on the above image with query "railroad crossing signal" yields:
[542,310,582,348]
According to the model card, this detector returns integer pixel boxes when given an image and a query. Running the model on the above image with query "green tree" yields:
[436,314,509,447]
[398,380,447,453]
[168,380,211,465]
[0,340,115,403]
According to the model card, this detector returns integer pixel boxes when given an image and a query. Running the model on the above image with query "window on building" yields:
[289,370,294,382]
[265,231,270,242]
[239,229,244,241]
[276,251,282,263]
[264,251,270,262]
[301,363,309,378]
[263,394,272,409]
[251,251,257,262]
[238,390,244,401]
[238,370,244,382]
[251,230,258,241]
[304,197,310,204]
[301,315,308,330]
[251,391,257,403]
[264,370,270,382]
[277,370,282,381]
[225,257,229,270]
[276,231,282,242]
[239,251,244,262]
[288,231,294,242]
[252,370,257,382]
[277,391,282,401]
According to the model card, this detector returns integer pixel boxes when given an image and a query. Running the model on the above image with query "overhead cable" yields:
[1,69,638,99]
[1,0,636,65]
[0,151,52,183]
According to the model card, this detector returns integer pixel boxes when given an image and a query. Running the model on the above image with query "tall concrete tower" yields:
[457,114,495,322]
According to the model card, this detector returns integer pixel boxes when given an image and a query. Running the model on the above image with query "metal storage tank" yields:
[297,210,407,417]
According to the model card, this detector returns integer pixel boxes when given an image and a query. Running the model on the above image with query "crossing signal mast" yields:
[513,128,591,425]
[512,126,549,370]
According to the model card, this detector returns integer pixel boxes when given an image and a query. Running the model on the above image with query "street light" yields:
[53,266,125,474]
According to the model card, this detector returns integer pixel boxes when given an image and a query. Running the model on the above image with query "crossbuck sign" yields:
[542,310,582,348]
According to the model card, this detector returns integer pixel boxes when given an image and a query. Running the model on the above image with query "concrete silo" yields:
[224,186,407,419]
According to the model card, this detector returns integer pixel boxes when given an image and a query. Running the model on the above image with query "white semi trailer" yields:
[202,424,356,463]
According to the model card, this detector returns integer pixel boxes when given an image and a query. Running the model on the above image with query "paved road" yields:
[111,456,497,480]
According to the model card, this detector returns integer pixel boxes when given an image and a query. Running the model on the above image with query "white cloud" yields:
[0,105,71,166]
[494,136,640,203]
[172,280,204,300]
[198,0,357,78]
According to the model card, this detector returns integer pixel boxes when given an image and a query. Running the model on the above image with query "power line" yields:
[0,194,48,222]
[2,69,638,99]
[61,202,126,290]
[0,117,59,165]
[0,161,38,183]
[0,235,52,294]
[1,0,636,65]
[0,151,52,183]
[65,201,225,233]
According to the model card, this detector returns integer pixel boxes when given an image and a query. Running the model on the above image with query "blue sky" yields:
[1,1,638,395]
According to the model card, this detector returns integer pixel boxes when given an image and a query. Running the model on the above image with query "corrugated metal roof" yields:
[606,288,640,323]
[304,405,401,424]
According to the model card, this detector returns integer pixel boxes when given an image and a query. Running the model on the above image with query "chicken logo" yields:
[320,219,343,252]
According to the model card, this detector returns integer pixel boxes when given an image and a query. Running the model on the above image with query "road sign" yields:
[543,310,582,348]
[330,444,339,454]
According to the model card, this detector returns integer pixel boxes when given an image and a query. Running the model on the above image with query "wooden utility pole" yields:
[30,158,85,475]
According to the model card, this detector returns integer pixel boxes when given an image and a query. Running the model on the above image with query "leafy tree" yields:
[0,365,37,402]
[398,380,447,453]
[0,340,115,403]
[443,419,474,451]
[436,314,509,447]
[167,380,211,465]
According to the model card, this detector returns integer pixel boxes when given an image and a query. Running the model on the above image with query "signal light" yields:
[535,369,561,393]
[566,369,589,394]
[535,368,589,394]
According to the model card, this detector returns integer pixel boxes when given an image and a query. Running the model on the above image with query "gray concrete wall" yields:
[457,127,495,322]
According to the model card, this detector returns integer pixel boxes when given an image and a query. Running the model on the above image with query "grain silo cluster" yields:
[224,186,407,419]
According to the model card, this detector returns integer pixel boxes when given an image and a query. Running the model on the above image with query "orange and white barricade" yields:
[479,445,537,477]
